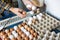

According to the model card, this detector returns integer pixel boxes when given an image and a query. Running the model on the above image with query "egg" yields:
[13,33,18,38]
[32,6,36,11]
[30,30,34,34]
[27,28,31,32]
[17,36,21,40]
[18,25,22,28]
[3,34,7,38]
[12,31,17,35]
[24,37,29,40]
[16,29,21,33]
[24,25,28,28]
[27,21,32,25]
[29,11,34,15]
[8,32,11,36]
[9,35,14,40]
[13,26,18,30]
[12,38,16,40]
[33,16,36,19]
[33,33,37,38]
[26,4,32,10]
[4,38,9,40]
[0,32,5,36]
[29,35,33,40]
[36,15,42,20]
[5,29,10,33]
[19,31,23,35]
[21,33,26,38]
[37,8,40,13]
[10,28,14,32]
[25,31,30,37]
[39,13,43,16]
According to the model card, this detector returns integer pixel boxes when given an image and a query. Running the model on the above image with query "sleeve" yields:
[0,1,11,14]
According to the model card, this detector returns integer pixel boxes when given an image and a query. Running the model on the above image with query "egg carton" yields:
[24,13,60,31]
[0,22,60,40]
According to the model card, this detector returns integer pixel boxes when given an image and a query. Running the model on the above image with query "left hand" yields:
[9,7,26,18]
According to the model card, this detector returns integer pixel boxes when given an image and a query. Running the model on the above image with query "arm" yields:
[0,0,26,18]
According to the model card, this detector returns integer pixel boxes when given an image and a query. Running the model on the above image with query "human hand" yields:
[9,7,26,18]
[22,0,40,10]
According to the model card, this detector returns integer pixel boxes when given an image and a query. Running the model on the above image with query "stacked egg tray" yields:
[24,13,60,31]
[0,12,60,40]
[0,22,60,40]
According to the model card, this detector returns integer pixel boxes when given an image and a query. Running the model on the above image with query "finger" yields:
[22,0,36,10]
[17,12,26,18]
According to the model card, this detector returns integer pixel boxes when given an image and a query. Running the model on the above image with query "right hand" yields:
[22,0,40,10]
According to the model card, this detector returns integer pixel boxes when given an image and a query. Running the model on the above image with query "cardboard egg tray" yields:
[0,22,60,40]
[24,13,60,31]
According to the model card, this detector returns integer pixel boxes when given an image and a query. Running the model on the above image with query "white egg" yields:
[29,35,33,39]
[25,32,30,36]
[29,11,34,15]
[33,16,36,19]
[27,21,32,25]
[9,35,14,39]
[26,4,32,8]
[37,15,42,20]
[5,29,8,33]
[14,26,18,30]
[13,33,18,38]
[32,6,36,10]
[39,13,43,16]
[12,31,16,35]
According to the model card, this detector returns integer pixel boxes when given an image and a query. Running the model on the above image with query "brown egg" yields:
[16,29,20,33]
[12,38,16,40]
[10,28,14,32]
[24,25,28,29]
[30,30,34,34]
[17,36,22,40]
[19,31,23,35]
[27,28,31,32]
[4,38,9,40]
[3,34,8,38]
[21,33,26,38]
[24,37,29,40]
[8,32,11,36]
[0,32,5,36]
[18,25,22,28]
[21,23,25,26]
[33,33,37,38]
